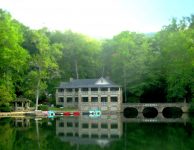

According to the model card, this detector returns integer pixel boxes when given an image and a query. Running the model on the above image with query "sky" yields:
[0,0,194,38]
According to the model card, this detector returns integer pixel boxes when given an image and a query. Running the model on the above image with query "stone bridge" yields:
[121,103,190,113]
[122,113,189,123]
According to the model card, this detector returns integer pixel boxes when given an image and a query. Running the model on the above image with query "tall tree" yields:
[155,18,194,102]
[48,30,102,80]
[102,31,151,101]
[0,9,29,106]
[22,29,61,109]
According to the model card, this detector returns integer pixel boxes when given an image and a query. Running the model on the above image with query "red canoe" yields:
[64,112,71,116]
[73,112,80,116]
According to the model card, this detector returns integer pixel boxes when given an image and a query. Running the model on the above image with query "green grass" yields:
[48,107,78,111]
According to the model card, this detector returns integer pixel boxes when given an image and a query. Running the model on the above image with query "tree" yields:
[102,31,151,101]
[22,29,61,109]
[48,30,102,80]
[0,9,29,106]
[153,17,194,102]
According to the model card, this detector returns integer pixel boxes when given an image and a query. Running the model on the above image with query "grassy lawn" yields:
[48,107,78,111]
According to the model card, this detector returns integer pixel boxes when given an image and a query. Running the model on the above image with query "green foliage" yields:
[21,29,61,105]
[102,31,151,98]
[0,104,12,112]
[0,120,16,150]
[154,18,194,101]
[0,9,29,105]
[100,17,194,102]
[0,82,14,105]
[0,8,193,105]
[38,105,49,111]
[48,30,102,80]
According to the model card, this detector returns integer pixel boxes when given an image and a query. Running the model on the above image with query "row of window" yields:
[58,122,118,129]
[58,87,119,92]
[58,97,118,103]
[58,132,120,139]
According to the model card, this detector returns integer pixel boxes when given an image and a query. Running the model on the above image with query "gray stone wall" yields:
[56,87,122,112]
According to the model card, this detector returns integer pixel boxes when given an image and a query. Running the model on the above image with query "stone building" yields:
[56,77,122,112]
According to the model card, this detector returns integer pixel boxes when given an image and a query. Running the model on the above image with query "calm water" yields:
[0,114,194,150]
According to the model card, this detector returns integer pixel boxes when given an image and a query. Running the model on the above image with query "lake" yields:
[0,113,194,150]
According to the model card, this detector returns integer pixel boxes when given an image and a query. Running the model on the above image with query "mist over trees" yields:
[0,9,193,107]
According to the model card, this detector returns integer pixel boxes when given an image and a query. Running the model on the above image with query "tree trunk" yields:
[123,67,127,103]
[75,60,79,79]
[35,79,40,110]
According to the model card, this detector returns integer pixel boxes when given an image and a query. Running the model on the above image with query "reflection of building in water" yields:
[14,117,30,128]
[56,115,123,147]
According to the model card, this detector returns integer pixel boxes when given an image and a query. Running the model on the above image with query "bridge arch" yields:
[123,107,138,118]
[162,107,182,118]
[121,103,190,120]
[143,107,158,118]
[122,103,190,113]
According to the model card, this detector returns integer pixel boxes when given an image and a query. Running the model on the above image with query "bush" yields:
[56,105,63,108]
[0,105,12,112]
[189,103,194,114]
[38,105,48,111]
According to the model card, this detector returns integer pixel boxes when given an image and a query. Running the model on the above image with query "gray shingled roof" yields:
[58,78,120,88]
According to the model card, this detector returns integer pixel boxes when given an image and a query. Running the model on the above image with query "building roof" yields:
[58,77,120,88]
[13,98,31,102]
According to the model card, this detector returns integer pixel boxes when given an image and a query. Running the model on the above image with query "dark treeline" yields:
[0,9,194,108]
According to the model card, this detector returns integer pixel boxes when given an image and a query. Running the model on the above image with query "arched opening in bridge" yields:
[162,107,182,118]
[143,107,158,118]
[123,107,138,118]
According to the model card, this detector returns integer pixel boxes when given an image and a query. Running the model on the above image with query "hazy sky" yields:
[0,0,193,38]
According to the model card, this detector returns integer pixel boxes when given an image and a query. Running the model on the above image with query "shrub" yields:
[56,105,63,108]
[0,105,12,112]
[189,103,194,114]
[38,105,48,111]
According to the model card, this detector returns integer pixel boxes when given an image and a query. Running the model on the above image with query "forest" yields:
[0,9,194,109]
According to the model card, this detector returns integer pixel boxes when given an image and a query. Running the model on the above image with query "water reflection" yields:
[122,113,189,123]
[0,113,193,150]
[14,117,30,128]
[56,115,123,147]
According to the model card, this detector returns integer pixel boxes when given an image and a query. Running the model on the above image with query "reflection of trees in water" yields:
[12,117,74,150]
[0,118,16,150]
[122,122,194,150]
[0,117,194,150]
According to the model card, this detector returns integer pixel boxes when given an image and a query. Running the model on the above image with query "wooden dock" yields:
[0,111,35,117]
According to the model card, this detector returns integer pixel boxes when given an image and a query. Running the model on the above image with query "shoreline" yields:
[0,111,30,117]
[0,110,119,117]
[0,110,80,117]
